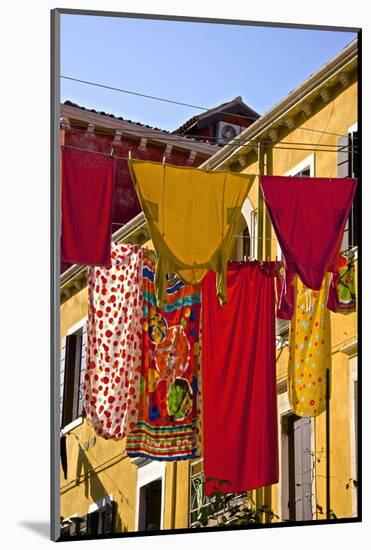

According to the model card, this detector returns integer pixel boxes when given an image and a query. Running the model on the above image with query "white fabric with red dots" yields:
[84,243,143,439]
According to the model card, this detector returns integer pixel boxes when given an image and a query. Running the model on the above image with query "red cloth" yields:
[202,262,279,495]
[61,148,115,266]
[260,176,357,307]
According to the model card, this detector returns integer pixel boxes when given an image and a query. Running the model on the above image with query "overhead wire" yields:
[61,124,357,151]
[62,143,356,162]
[61,74,351,139]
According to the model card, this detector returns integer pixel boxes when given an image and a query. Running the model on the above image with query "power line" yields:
[62,143,355,163]
[61,75,349,139]
[61,123,357,151]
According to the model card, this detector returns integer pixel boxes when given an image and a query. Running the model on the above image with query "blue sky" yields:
[61,15,357,132]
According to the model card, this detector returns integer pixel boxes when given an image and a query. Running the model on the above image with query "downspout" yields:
[171,462,177,529]
[257,141,265,260]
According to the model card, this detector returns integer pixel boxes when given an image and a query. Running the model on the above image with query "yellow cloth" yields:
[288,274,331,417]
[129,159,254,305]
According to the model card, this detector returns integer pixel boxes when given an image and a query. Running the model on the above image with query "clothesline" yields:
[62,144,355,166]
[61,124,357,151]
[61,75,352,139]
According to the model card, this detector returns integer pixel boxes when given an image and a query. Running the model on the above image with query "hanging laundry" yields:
[126,250,202,461]
[327,251,357,314]
[288,274,331,417]
[61,147,115,266]
[84,243,143,439]
[129,159,254,305]
[202,262,279,495]
[260,176,357,317]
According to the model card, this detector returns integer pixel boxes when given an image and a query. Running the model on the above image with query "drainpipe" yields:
[171,462,177,529]
[257,141,265,260]
[326,368,331,519]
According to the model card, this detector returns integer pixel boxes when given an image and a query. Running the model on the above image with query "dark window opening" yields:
[242,225,251,260]
[339,130,358,249]
[138,479,162,531]
[60,500,115,538]
[60,322,87,429]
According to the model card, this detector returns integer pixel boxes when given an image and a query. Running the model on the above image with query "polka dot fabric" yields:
[288,274,331,417]
[84,243,143,439]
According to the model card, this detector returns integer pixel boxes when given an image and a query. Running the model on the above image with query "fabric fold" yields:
[61,147,115,266]
[84,243,143,440]
[260,175,357,319]
[287,274,331,417]
[129,159,254,305]
[126,250,202,460]
[202,261,279,494]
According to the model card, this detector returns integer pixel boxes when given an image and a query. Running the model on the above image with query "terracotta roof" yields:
[63,100,170,133]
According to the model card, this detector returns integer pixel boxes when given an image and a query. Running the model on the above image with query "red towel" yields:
[260,175,357,294]
[61,148,115,266]
[202,262,279,495]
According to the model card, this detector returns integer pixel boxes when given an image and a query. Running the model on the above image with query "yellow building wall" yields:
[60,78,358,531]
[238,79,358,522]
[60,283,191,532]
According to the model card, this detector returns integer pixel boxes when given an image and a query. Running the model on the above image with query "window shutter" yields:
[338,134,351,251]
[78,514,88,536]
[351,131,358,178]
[78,321,88,417]
[60,434,68,480]
[102,500,116,534]
[337,135,350,178]
[294,417,313,521]
[87,510,99,535]
[301,417,313,520]
[60,337,67,426]
[62,334,79,428]
[350,131,358,247]
[293,418,304,520]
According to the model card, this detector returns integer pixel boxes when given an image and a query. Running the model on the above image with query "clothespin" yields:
[275,255,278,262]
[128,150,132,160]
[109,146,114,157]
[162,155,166,165]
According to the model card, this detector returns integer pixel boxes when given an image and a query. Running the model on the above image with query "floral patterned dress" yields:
[288,274,331,417]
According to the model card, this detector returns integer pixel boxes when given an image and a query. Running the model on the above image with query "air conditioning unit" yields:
[216,121,242,145]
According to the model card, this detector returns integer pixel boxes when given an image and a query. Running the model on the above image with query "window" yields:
[138,479,162,531]
[134,458,165,531]
[60,320,87,429]
[236,197,256,261]
[338,126,358,250]
[281,414,313,521]
[60,498,116,538]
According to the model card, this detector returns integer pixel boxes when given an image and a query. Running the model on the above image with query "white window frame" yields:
[348,122,358,134]
[61,316,88,434]
[133,458,166,531]
[278,391,316,521]
[237,196,257,260]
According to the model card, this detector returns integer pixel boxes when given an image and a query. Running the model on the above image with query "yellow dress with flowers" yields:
[288,274,331,417]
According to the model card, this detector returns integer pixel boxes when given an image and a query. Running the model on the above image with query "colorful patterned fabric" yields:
[288,274,331,417]
[126,251,202,460]
[336,251,356,313]
[84,243,143,439]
